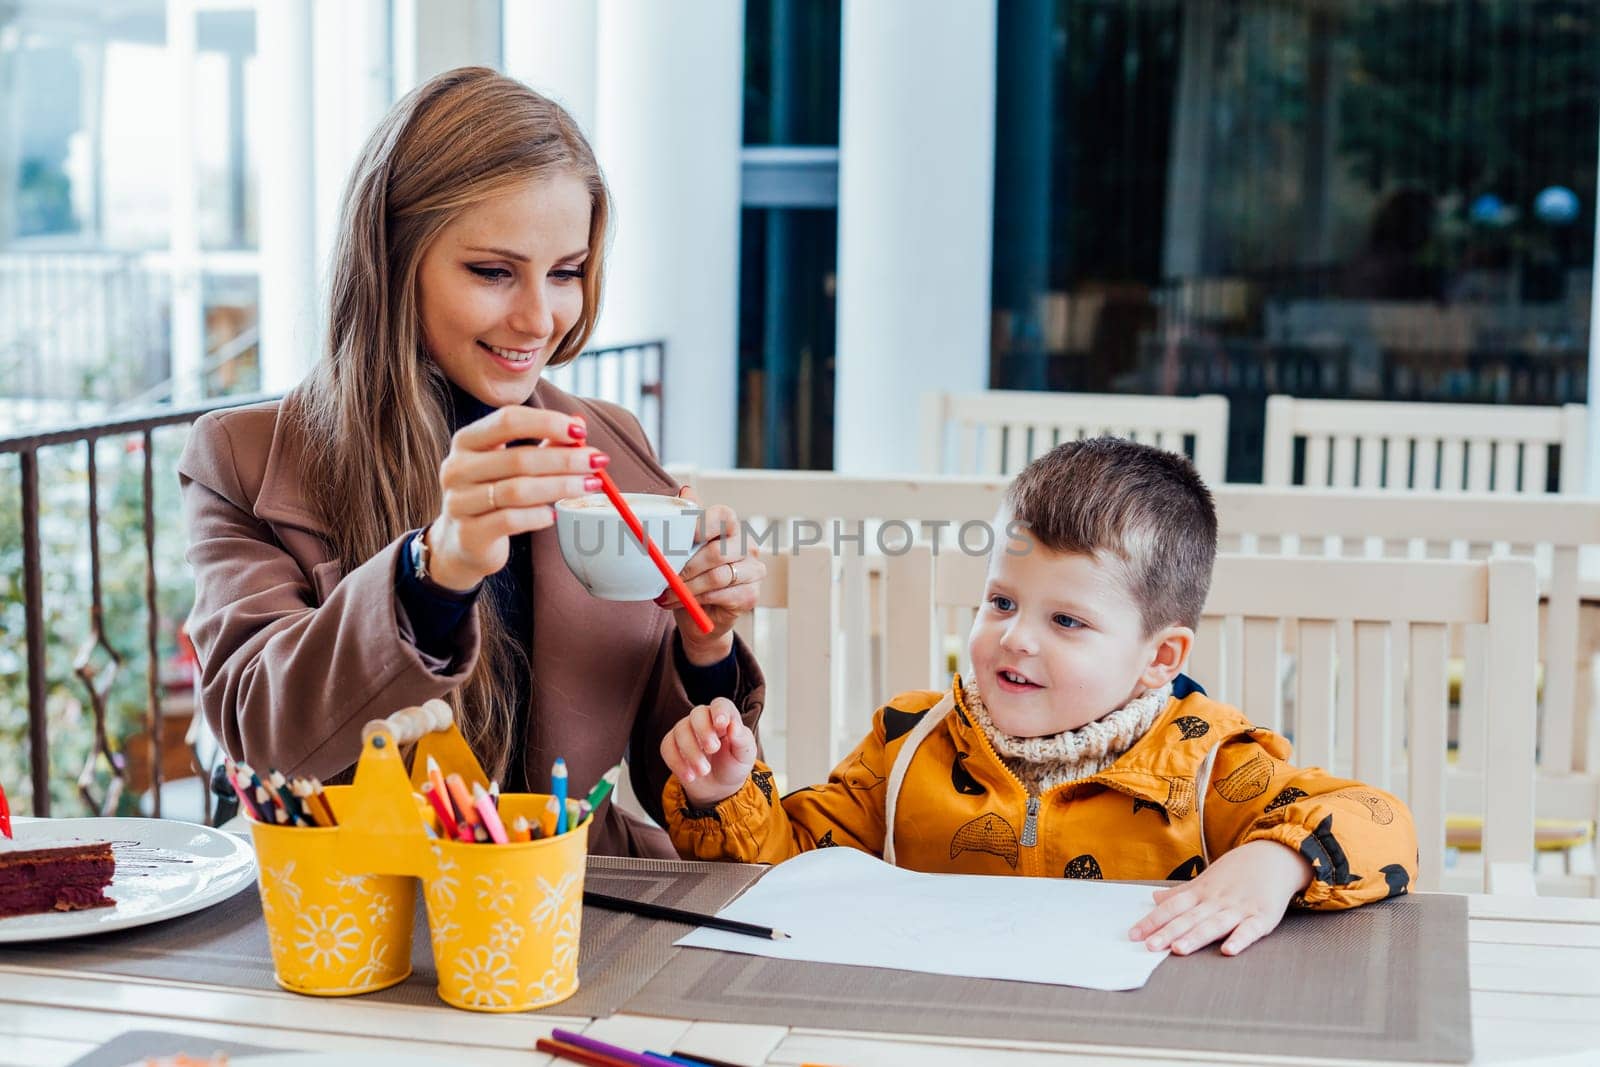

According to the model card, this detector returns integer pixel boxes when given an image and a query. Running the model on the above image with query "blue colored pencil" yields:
[552,757,569,835]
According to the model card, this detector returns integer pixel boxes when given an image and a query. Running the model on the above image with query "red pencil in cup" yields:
[0,779,12,839]
[593,469,714,635]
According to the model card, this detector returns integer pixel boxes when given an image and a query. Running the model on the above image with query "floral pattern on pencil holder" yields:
[251,785,415,996]
[422,793,589,1012]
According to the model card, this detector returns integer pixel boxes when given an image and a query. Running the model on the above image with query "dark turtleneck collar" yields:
[444,379,499,433]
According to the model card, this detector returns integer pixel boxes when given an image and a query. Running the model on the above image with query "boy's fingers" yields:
[670,730,705,782]
[1130,888,1196,939]
[726,720,759,763]
[1142,899,1212,950]
[1222,916,1269,956]
[689,705,721,753]
[1170,908,1243,955]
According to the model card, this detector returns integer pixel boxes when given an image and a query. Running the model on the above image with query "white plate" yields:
[0,816,256,943]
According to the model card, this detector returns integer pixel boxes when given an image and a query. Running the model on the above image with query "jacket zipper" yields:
[1021,795,1041,847]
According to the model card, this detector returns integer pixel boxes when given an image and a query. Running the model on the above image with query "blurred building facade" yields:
[2,1,1598,483]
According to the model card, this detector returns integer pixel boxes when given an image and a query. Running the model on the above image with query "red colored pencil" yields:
[594,469,713,634]
[535,1037,634,1067]
[0,779,11,838]
[421,780,460,840]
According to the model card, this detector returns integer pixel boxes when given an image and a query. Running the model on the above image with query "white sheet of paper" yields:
[676,848,1170,990]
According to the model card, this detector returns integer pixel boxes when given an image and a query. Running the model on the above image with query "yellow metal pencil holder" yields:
[248,700,591,1011]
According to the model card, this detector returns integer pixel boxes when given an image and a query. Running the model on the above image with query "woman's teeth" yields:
[485,342,536,363]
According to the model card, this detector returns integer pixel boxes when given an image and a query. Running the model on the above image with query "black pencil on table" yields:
[582,890,790,940]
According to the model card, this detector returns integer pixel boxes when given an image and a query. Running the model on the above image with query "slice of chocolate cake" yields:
[0,836,116,918]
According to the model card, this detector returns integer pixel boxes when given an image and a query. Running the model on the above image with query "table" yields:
[2,891,1598,1066]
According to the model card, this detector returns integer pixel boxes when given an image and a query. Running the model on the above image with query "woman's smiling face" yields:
[417,172,592,408]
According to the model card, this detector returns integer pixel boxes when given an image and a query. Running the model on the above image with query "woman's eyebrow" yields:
[464,245,529,262]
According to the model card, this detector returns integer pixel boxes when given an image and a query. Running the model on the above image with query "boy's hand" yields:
[660,697,758,808]
[1128,840,1313,956]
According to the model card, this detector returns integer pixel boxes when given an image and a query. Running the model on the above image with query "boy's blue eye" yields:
[467,265,512,281]
[1053,613,1083,629]
[990,594,1015,612]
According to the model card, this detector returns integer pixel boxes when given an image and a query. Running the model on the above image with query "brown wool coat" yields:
[666,680,1417,908]
[178,379,764,858]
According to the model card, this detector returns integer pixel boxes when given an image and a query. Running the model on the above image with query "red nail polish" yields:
[590,453,610,470]
[568,422,587,440]
[584,476,602,492]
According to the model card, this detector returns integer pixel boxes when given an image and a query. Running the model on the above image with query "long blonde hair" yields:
[297,67,610,780]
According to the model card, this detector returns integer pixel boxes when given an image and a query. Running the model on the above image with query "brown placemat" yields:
[623,892,1472,1064]
[0,856,765,1019]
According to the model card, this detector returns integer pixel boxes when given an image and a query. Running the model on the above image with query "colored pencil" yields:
[425,756,451,818]
[308,780,338,826]
[552,758,569,834]
[445,772,480,827]
[669,1054,746,1067]
[550,1029,680,1067]
[0,779,10,838]
[593,468,713,634]
[582,890,789,940]
[510,815,531,842]
[539,794,559,839]
[535,1037,633,1067]
[645,1053,708,1067]
[421,780,460,840]
[473,782,508,844]
[584,763,622,811]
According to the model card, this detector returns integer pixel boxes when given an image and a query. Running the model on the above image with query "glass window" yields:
[744,0,840,146]
[991,0,1599,482]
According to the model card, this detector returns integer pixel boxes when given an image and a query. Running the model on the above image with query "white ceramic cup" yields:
[554,492,700,601]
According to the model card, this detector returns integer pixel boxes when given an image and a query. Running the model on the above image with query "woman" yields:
[178,67,765,857]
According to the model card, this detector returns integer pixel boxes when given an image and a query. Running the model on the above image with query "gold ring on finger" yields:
[487,481,497,511]
[726,561,739,588]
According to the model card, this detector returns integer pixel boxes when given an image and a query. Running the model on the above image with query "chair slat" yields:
[1352,620,1393,788]
[1241,617,1282,733]
[1408,622,1450,891]
[1295,619,1336,769]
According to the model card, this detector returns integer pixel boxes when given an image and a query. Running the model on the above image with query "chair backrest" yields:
[921,389,1229,482]
[1262,395,1587,493]
[882,546,1539,894]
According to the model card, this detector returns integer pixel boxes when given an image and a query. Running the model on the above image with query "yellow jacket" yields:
[664,677,1418,908]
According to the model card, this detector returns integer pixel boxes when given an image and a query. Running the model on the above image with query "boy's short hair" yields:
[1005,437,1218,633]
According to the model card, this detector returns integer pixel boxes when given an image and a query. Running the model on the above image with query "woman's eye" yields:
[990,595,1014,612]
[1053,614,1083,629]
[467,265,512,282]
[551,268,586,282]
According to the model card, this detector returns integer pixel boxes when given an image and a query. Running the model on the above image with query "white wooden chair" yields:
[921,389,1229,482]
[1213,486,1600,894]
[1262,395,1587,493]
[882,546,1540,894]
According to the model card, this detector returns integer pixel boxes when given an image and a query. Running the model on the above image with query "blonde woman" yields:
[178,68,765,856]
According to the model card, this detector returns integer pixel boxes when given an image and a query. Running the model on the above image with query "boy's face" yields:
[967,531,1190,738]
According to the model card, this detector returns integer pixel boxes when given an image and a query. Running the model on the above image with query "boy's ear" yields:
[1140,625,1194,689]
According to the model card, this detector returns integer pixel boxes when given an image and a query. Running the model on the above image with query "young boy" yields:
[660,438,1417,958]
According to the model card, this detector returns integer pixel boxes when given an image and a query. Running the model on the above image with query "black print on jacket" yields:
[1263,786,1308,813]
[949,813,1021,869]
[1167,855,1205,880]
[816,829,838,847]
[1299,814,1359,887]
[951,752,987,796]
[1171,716,1210,740]
[751,769,775,805]
[1214,752,1273,803]
[882,705,927,743]
[1132,797,1170,823]
[1380,863,1410,898]
[1063,854,1104,879]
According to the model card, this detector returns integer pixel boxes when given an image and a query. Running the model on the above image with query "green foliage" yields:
[0,428,195,815]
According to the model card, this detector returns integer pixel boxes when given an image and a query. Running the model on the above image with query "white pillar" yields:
[312,0,392,273]
[166,0,204,403]
[593,1,742,466]
[256,0,318,392]
[392,0,501,93]
[834,0,996,474]
[502,0,598,136]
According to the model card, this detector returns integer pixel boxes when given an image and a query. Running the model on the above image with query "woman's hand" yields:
[655,487,765,664]
[661,697,759,808]
[425,407,607,591]
[1128,840,1313,957]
